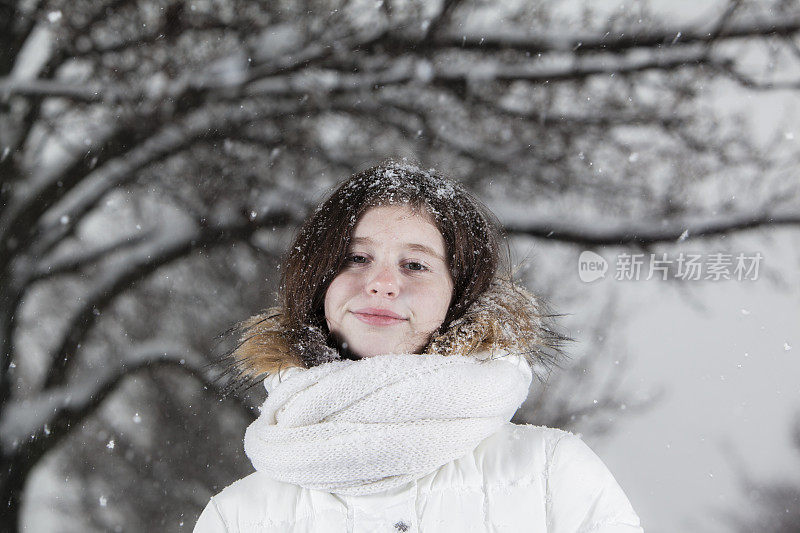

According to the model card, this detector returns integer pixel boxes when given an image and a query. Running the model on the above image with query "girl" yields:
[194,161,643,532]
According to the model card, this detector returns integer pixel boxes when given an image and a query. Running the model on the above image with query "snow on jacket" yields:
[194,279,643,532]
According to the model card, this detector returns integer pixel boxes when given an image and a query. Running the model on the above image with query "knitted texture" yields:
[243,351,532,495]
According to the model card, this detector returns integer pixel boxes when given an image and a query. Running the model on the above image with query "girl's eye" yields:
[347,254,368,264]
[403,261,427,271]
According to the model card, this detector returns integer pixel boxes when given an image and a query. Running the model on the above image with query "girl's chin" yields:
[348,346,400,358]
[344,341,420,359]
[334,328,428,358]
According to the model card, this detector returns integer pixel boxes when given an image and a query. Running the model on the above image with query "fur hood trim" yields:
[223,278,567,389]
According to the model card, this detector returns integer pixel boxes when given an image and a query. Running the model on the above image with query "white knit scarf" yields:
[243,351,532,495]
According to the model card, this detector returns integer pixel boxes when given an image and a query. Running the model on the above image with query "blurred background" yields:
[1,0,799,531]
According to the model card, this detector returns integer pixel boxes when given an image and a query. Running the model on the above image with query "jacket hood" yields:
[223,277,567,388]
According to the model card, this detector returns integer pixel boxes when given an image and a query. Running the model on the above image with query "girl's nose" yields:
[367,266,398,298]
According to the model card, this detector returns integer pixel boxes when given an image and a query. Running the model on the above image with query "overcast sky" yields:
[572,227,800,532]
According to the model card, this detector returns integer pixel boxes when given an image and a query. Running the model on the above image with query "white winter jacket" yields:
[194,422,642,532]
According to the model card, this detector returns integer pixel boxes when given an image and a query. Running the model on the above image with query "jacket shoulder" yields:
[472,423,571,481]
[419,423,567,491]
[195,471,346,532]
[545,429,644,532]
[441,424,643,532]
[212,470,285,508]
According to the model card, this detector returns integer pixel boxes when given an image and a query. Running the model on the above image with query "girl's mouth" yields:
[351,308,407,326]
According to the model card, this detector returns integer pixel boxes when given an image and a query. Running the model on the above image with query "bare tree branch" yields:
[28,231,155,282]
[1,338,251,494]
[421,0,465,41]
[392,12,800,55]
[503,208,800,246]
[14,103,293,263]
[1,342,195,454]
[42,207,303,389]
[715,59,800,90]
[0,45,721,104]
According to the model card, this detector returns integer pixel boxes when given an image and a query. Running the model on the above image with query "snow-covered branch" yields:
[41,207,303,390]
[29,103,301,259]
[0,341,200,460]
[401,12,800,54]
[28,232,154,282]
[0,121,131,277]
[420,0,466,42]
[0,44,720,106]
[0,77,114,102]
[0,340,188,451]
[715,59,800,91]
[503,208,800,246]
[246,46,720,98]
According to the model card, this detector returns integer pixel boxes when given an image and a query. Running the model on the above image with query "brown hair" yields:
[222,160,567,388]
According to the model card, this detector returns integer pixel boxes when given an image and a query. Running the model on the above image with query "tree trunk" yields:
[0,458,25,533]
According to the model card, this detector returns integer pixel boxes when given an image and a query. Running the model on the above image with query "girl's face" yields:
[324,205,454,358]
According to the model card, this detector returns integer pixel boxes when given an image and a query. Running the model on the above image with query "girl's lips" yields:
[351,308,407,326]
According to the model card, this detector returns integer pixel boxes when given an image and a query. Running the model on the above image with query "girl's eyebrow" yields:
[351,236,445,262]
[405,243,445,262]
